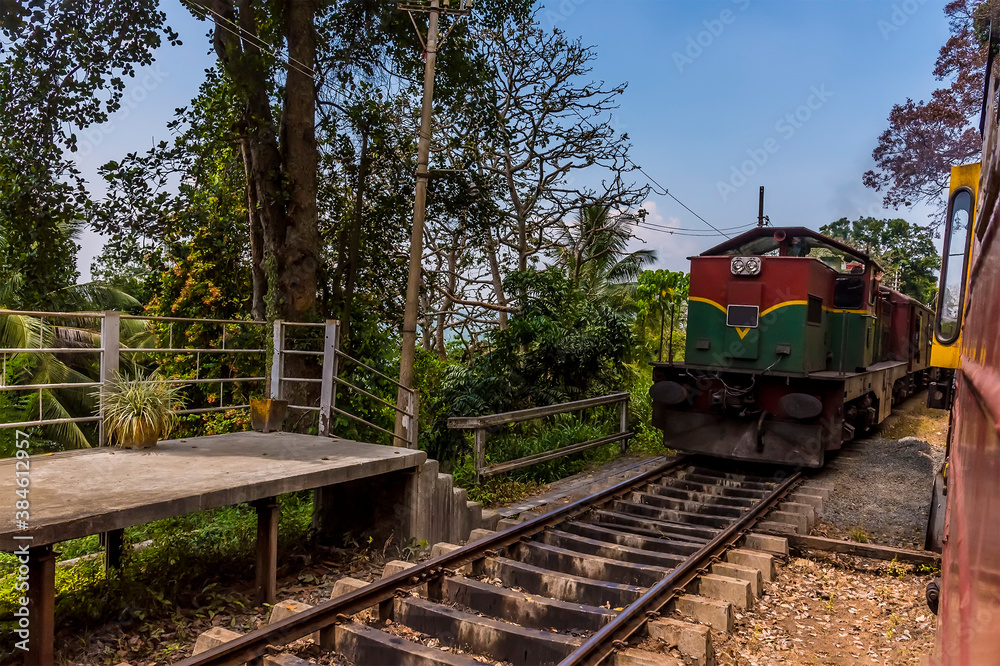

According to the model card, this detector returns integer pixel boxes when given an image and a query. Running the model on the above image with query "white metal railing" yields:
[0,311,417,449]
[118,314,268,419]
[271,320,418,448]
[0,309,106,432]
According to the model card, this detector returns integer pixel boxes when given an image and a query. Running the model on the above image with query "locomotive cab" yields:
[651,226,930,467]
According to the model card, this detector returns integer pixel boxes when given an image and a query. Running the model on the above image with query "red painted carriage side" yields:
[934,177,1000,661]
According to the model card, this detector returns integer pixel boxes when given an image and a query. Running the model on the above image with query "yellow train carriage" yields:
[930,162,980,372]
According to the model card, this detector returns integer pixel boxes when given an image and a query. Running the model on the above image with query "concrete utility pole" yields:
[395,0,473,447]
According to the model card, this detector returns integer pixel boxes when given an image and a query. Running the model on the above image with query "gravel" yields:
[812,436,945,549]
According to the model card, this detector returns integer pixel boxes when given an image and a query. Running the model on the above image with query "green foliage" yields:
[0,0,177,310]
[635,269,690,363]
[452,414,616,504]
[555,205,656,307]
[98,373,185,446]
[623,362,669,457]
[422,267,633,464]
[0,492,312,658]
[821,217,940,304]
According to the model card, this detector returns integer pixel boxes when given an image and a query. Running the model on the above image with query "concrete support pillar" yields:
[101,528,124,570]
[253,497,279,604]
[26,544,55,666]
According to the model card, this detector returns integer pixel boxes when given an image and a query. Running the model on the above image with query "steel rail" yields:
[150,377,264,386]
[0,416,100,429]
[119,347,265,355]
[0,382,102,392]
[560,470,802,666]
[333,375,408,414]
[175,455,690,666]
[0,309,105,318]
[0,347,102,354]
[173,405,250,416]
[448,392,630,429]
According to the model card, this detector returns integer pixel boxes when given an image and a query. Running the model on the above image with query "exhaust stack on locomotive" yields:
[650,226,934,467]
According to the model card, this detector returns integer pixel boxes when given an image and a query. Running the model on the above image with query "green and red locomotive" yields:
[650,226,934,467]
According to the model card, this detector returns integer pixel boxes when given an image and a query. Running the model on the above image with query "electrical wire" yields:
[187,2,317,79]
[637,220,755,237]
[566,106,733,239]
[189,2,734,242]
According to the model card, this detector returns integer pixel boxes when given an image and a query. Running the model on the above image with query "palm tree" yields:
[555,204,657,307]
[0,270,143,450]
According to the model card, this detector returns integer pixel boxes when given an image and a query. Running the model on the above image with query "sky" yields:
[75,0,953,279]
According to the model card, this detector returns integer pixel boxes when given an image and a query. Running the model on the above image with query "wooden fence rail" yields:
[447,392,633,479]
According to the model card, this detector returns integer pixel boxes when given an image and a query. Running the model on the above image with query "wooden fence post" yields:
[474,427,486,481]
[619,397,629,453]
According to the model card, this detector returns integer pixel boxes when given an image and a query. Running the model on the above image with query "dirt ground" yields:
[710,554,937,665]
[47,549,390,665]
[707,394,947,665]
[876,395,949,449]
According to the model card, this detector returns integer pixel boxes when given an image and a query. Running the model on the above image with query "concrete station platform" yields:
[0,432,426,665]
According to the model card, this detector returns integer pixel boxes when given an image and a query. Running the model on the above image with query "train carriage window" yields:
[936,188,973,344]
[807,295,823,324]
[834,276,865,309]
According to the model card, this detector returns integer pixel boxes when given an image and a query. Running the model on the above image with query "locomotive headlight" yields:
[730,256,761,276]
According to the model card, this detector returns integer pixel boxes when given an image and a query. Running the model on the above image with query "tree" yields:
[0,0,177,309]
[438,9,649,327]
[636,270,689,362]
[863,0,991,218]
[183,0,320,322]
[821,217,940,304]
[555,204,656,307]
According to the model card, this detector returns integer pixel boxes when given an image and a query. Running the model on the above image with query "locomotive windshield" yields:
[700,227,876,276]
[713,233,867,274]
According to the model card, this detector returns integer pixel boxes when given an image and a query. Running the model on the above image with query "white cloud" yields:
[627,199,713,273]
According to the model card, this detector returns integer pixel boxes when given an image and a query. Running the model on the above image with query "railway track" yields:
[178,456,807,666]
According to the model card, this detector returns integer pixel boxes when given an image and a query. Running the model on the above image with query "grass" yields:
[850,525,871,543]
[451,402,670,507]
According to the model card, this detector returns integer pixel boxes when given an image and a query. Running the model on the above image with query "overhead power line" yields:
[185,1,349,108]
[186,2,316,79]
[565,107,731,239]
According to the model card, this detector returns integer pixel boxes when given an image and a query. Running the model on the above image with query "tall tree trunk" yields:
[341,127,369,345]
[207,0,319,322]
[279,0,319,321]
[242,142,267,320]
[437,242,458,360]
[485,230,509,329]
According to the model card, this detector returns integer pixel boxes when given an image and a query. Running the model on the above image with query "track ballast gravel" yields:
[812,436,944,549]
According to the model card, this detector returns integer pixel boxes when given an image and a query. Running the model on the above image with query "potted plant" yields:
[98,373,184,448]
[250,396,287,433]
